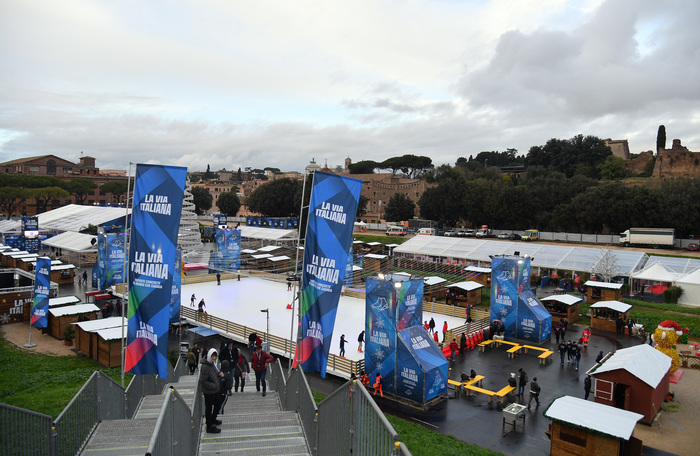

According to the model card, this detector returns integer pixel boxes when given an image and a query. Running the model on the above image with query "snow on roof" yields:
[97,326,128,341]
[251,253,273,259]
[589,300,632,313]
[37,204,129,232]
[584,280,623,289]
[385,244,399,248]
[353,240,363,244]
[49,304,100,317]
[257,245,282,252]
[52,264,76,271]
[464,266,491,273]
[365,253,388,259]
[544,396,644,440]
[424,276,447,286]
[540,294,583,306]
[3,250,28,257]
[589,344,671,388]
[238,226,296,241]
[365,242,382,246]
[240,249,257,254]
[446,281,483,292]
[352,265,363,271]
[74,316,126,331]
[268,255,291,262]
[49,296,81,307]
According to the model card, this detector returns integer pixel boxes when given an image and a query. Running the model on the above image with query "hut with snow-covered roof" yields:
[587,344,671,424]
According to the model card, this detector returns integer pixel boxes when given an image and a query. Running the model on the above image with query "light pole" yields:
[260,308,270,352]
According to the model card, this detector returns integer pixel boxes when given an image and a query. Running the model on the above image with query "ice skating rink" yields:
[183,276,465,362]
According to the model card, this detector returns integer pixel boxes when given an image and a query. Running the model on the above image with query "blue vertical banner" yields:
[343,244,353,288]
[225,229,241,270]
[125,164,187,378]
[298,171,362,377]
[170,248,182,324]
[30,257,51,328]
[104,233,126,289]
[364,278,398,394]
[22,216,40,253]
[93,233,107,288]
[491,255,531,339]
[396,279,423,331]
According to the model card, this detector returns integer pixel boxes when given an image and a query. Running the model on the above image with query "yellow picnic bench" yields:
[464,383,516,404]
[538,351,554,364]
[478,340,495,352]
[494,340,520,348]
[448,375,485,397]
[521,345,554,364]
[506,345,524,358]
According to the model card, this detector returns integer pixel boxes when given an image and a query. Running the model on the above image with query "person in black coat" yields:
[200,349,224,433]
[233,351,250,392]
[584,375,592,400]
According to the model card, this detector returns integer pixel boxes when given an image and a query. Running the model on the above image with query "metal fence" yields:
[53,371,126,456]
[275,364,412,456]
[145,387,194,456]
[0,402,54,456]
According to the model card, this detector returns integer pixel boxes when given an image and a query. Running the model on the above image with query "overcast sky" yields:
[1,0,698,173]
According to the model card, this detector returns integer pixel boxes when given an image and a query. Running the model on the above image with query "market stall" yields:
[445,281,483,307]
[589,300,632,333]
[584,280,623,304]
[540,294,582,325]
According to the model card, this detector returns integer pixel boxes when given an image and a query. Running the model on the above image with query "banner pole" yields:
[120,162,133,388]
[24,269,37,348]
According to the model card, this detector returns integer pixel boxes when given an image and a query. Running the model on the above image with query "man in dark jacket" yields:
[584,375,592,400]
[517,368,528,396]
[559,340,567,365]
[251,345,274,397]
[199,348,224,433]
[527,377,541,409]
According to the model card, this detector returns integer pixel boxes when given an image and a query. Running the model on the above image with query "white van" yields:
[417,228,436,236]
[386,226,408,236]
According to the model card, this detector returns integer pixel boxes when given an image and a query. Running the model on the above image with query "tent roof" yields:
[645,255,700,275]
[251,253,273,259]
[540,294,583,306]
[446,281,483,292]
[37,204,129,232]
[49,303,100,317]
[365,242,382,246]
[399,326,447,372]
[544,396,643,440]
[465,266,491,273]
[584,280,623,289]
[268,255,291,262]
[630,262,683,282]
[588,344,671,388]
[189,326,220,337]
[238,226,296,241]
[424,276,447,286]
[257,245,282,252]
[677,267,700,285]
[0,220,20,232]
[393,237,647,275]
[42,231,97,253]
[365,253,388,259]
[590,300,632,313]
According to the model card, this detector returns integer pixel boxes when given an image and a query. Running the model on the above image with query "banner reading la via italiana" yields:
[298,171,362,378]
[125,164,187,378]
[30,257,51,328]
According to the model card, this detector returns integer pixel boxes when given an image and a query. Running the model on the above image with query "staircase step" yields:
[132,395,165,419]
[79,418,156,456]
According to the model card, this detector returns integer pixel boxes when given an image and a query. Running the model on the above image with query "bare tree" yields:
[591,249,621,282]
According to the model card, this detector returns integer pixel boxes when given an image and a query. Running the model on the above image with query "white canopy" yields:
[631,262,682,282]
[465,266,491,273]
[540,294,582,306]
[589,344,671,388]
[74,316,126,331]
[424,276,447,286]
[446,281,483,292]
[49,303,100,317]
[251,253,273,259]
[42,231,97,253]
[590,300,632,313]
[36,204,129,232]
[238,226,296,241]
[385,244,399,248]
[365,253,388,259]
[676,268,700,307]
[365,242,382,246]
[257,245,282,252]
[584,280,623,290]
[268,255,291,262]
[545,396,643,440]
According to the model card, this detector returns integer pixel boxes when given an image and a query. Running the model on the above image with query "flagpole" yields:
[121,162,133,388]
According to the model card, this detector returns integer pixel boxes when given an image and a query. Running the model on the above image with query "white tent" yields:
[445,281,483,292]
[41,231,97,253]
[631,262,682,283]
[677,268,700,307]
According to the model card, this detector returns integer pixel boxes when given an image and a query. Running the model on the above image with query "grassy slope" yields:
[0,337,131,418]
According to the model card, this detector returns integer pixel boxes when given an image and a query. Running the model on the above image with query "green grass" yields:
[0,336,131,418]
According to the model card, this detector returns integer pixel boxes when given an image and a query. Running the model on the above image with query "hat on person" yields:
[510,373,516,378]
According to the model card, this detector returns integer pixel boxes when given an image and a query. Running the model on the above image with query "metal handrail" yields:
[145,387,193,456]
[0,402,54,456]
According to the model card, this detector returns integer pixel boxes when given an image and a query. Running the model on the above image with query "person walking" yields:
[248,332,257,353]
[595,350,604,363]
[339,334,346,357]
[82,271,88,287]
[373,373,383,397]
[465,305,472,324]
[200,348,224,433]
[554,324,560,344]
[573,343,581,371]
[558,340,567,365]
[186,348,197,375]
[449,338,458,361]
[582,327,591,347]
[216,272,221,285]
[615,316,624,334]
[566,340,574,364]
[518,368,528,397]
[424,321,430,332]
[527,377,541,409]
[192,343,201,371]
[442,321,448,343]
[584,375,592,400]
[357,330,364,352]
[429,318,435,335]
[233,350,250,392]
[218,360,232,414]
[251,345,274,397]
[459,332,467,355]
[190,293,196,307]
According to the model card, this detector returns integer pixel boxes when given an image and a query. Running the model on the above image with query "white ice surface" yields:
[183,277,466,362]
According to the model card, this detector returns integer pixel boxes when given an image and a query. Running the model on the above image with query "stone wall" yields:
[652,139,700,178]
[625,150,654,175]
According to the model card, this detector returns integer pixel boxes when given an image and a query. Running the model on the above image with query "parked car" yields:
[463,229,476,237]
[688,243,699,251]
[508,233,522,240]
[444,229,459,237]
[497,232,510,239]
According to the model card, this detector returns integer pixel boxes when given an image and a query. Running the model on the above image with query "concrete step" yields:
[79,418,156,456]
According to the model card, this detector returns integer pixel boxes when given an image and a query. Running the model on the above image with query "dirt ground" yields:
[1,322,698,455]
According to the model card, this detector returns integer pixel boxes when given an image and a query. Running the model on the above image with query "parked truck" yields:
[619,228,675,248]
[475,225,492,238]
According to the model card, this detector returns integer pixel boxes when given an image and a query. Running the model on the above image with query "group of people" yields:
[552,318,568,343]
[615,316,636,335]
[558,339,583,370]
[422,318,450,343]
[189,339,274,434]
[76,270,88,286]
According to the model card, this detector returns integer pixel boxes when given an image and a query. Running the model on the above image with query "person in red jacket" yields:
[449,338,458,361]
[251,345,274,397]
[373,373,383,397]
[442,321,448,343]
[433,331,439,343]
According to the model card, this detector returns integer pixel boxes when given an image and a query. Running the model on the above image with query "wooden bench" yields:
[506,345,523,358]
[447,379,463,397]
[494,385,517,404]
[478,340,495,352]
[464,375,485,388]
[538,351,554,364]
[464,384,497,403]
[85,291,101,302]
[522,345,549,353]
[495,340,520,348]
